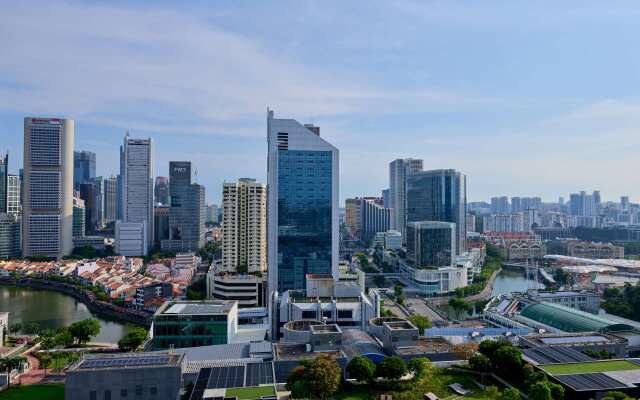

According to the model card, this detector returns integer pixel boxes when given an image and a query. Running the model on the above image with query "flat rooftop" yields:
[72,353,183,371]
[393,337,454,356]
[384,321,417,330]
[523,332,627,347]
[310,324,342,334]
[274,343,342,361]
[156,301,235,316]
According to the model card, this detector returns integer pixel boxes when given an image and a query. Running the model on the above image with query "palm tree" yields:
[11,357,27,385]
[40,353,51,377]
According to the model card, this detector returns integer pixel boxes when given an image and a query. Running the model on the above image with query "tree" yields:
[118,327,149,351]
[492,345,523,381]
[602,392,634,400]
[501,388,522,400]
[448,297,471,320]
[469,353,491,374]
[528,381,552,400]
[305,354,341,400]
[549,382,564,400]
[55,329,74,347]
[39,353,51,377]
[377,356,407,381]
[346,356,376,383]
[485,385,499,400]
[286,364,307,393]
[68,319,100,345]
[408,315,432,335]
[394,284,404,299]
[478,339,500,360]
[524,371,548,391]
[289,380,309,399]
[8,323,21,334]
[407,357,430,381]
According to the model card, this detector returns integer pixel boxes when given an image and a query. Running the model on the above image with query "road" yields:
[405,297,448,322]
[382,294,410,318]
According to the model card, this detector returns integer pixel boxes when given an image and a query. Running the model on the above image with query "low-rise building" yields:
[567,241,625,259]
[206,272,267,308]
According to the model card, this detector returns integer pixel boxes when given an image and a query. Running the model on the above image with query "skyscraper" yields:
[73,196,86,238]
[222,178,266,273]
[359,197,391,242]
[0,213,20,259]
[490,196,510,213]
[406,221,456,267]
[154,176,170,205]
[103,176,118,224]
[0,153,7,213]
[23,117,74,259]
[79,181,100,234]
[73,150,96,190]
[206,204,219,224]
[406,169,466,255]
[267,110,338,294]
[118,134,154,256]
[7,174,21,216]
[161,161,205,252]
[389,158,423,239]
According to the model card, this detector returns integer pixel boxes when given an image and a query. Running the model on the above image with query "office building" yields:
[152,300,238,349]
[222,178,266,273]
[382,188,391,208]
[79,181,101,234]
[23,117,74,259]
[483,213,524,233]
[267,110,338,293]
[154,176,170,205]
[383,230,402,250]
[73,196,86,238]
[406,221,456,267]
[569,191,599,218]
[206,272,267,308]
[621,196,630,211]
[153,205,170,249]
[206,203,218,224]
[65,352,184,400]
[161,161,205,252]
[103,176,118,224]
[0,213,20,259]
[6,174,20,216]
[490,196,510,214]
[510,197,521,213]
[118,134,154,256]
[344,198,358,230]
[115,221,147,256]
[73,150,96,190]
[466,214,476,233]
[406,169,466,255]
[0,154,7,213]
[389,158,423,237]
[359,197,391,242]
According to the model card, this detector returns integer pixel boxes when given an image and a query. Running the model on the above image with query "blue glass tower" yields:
[267,110,339,296]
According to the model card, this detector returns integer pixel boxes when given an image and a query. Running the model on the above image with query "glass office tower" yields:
[406,221,456,267]
[267,110,339,295]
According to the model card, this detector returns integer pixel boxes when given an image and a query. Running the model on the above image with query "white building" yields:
[206,272,266,308]
[399,261,468,296]
[389,158,423,238]
[23,117,74,259]
[7,174,21,216]
[384,230,402,250]
[118,134,154,256]
[483,213,524,233]
[222,179,266,273]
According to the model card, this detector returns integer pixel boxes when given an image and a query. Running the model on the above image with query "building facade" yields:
[389,158,423,238]
[73,150,95,190]
[23,117,74,259]
[359,197,391,243]
[0,213,20,259]
[482,213,524,233]
[153,205,170,249]
[118,134,154,256]
[161,161,205,253]
[222,178,266,273]
[406,221,456,267]
[206,203,219,224]
[267,110,339,294]
[7,174,20,216]
[406,169,466,255]
[102,176,118,225]
[154,176,170,206]
[0,154,7,213]
[73,196,86,238]
[206,272,267,308]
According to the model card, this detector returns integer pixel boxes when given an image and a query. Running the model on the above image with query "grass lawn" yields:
[0,384,64,400]
[335,389,371,400]
[226,386,275,399]
[541,360,640,376]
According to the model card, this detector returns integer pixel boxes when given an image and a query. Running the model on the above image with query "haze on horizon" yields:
[1,1,639,205]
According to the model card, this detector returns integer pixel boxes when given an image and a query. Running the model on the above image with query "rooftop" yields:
[393,337,454,356]
[71,352,183,371]
[155,300,235,316]
[520,302,634,333]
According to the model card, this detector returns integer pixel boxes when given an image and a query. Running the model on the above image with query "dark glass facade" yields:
[73,150,96,190]
[406,222,455,267]
[0,154,7,213]
[406,169,466,254]
[152,313,229,349]
[277,150,332,291]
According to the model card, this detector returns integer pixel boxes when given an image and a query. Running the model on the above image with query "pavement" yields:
[405,297,448,322]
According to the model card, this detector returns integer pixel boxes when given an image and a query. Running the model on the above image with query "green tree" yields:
[469,353,492,374]
[528,381,551,400]
[501,387,522,400]
[55,329,74,347]
[289,380,309,399]
[493,345,523,381]
[377,356,407,381]
[408,315,432,335]
[118,327,149,351]
[478,340,500,360]
[39,353,52,377]
[549,382,564,400]
[602,392,634,400]
[448,297,471,320]
[285,364,307,393]
[553,268,569,286]
[485,385,499,400]
[407,357,430,381]
[68,319,101,345]
[305,354,341,400]
[346,356,376,383]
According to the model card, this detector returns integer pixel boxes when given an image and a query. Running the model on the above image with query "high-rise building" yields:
[344,198,358,230]
[569,191,599,218]
[359,197,391,243]
[511,197,521,213]
[23,117,74,259]
[73,196,86,238]
[118,134,154,256]
[160,161,205,252]
[206,204,219,224]
[154,176,170,205]
[406,169,466,255]
[7,174,21,216]
[482,213,524,233]
[102,176,118,224]
[267,110,338,294]
[0,153,7,213]
[490,196,510,214]
[389,158,423,238]
[406,221,456,267]
[0,213,20,259]
[73,150,96,190]
[382,188,391,208]
[79,181,101,234]
[621,196,630,211]
[222,178,266,273]
[465,214,476,233]
[153,205,170,249]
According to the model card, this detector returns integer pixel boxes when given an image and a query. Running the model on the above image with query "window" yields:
[337,309,352,319]
[136,385,143,396]
[90,391,97,400]
[301,310,316,319]
[105,390,111,400]
[150,387,158,396]
[121,389,128,397]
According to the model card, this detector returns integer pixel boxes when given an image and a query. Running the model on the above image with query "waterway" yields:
[438,269,545,320]
[0,286,135,344]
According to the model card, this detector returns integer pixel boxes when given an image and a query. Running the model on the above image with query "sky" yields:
[1,1,640,205]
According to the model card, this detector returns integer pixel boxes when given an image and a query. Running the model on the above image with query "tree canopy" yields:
[377,356,407,381]
[346,356,376,383]
[68,319,101,345]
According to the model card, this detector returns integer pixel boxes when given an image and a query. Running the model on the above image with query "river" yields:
[0,285,135,344]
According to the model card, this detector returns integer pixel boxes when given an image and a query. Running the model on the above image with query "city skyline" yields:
[2,1,640,204]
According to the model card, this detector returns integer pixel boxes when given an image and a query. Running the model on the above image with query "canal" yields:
[0,285,135,344]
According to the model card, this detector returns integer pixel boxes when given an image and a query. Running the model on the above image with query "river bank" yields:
[0,277,151,327]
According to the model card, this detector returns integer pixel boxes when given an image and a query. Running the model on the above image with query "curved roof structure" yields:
[341,329,385,362]
[520,302,634,333]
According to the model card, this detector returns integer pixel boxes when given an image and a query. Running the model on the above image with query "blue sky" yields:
[2,1,640,204]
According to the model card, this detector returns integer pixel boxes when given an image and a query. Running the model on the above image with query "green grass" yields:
[335,389,370,400]
[541,360,640,375]
[225,386,275,399]
[0,384,64,400]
